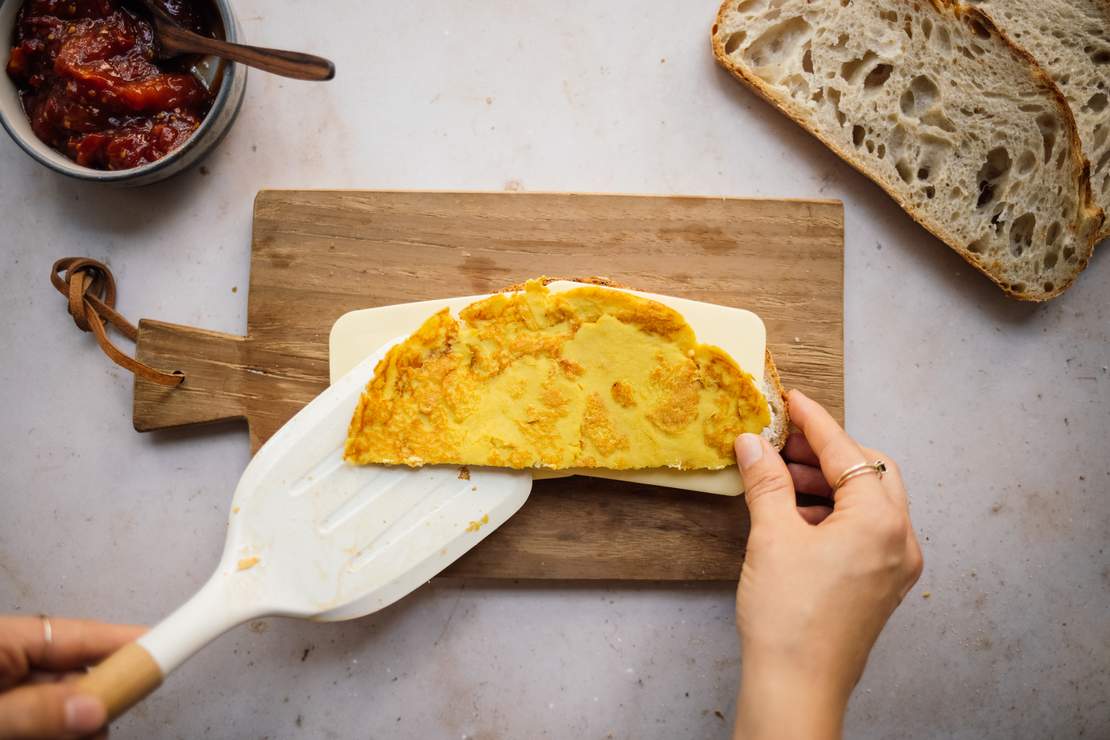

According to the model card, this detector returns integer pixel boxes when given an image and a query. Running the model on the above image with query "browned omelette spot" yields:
[610,381,636,408]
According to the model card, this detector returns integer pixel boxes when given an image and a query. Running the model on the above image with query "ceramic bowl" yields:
[0,0,247,186]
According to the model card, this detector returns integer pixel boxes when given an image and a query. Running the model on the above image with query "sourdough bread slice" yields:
[712,0,1104,300]
[967,0,1110,240]
[760,347,789,450]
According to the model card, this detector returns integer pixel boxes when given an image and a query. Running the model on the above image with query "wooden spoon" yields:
[135,0,335,81]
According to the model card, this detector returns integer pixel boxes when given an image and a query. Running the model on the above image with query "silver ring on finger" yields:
[832,460,886,494]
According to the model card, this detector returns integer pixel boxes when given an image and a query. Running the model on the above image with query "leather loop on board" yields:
[51,258,184,387]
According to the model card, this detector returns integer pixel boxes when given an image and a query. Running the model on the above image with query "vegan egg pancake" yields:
[344,279,774,470]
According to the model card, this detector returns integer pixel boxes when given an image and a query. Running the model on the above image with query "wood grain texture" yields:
[134,190,843,580]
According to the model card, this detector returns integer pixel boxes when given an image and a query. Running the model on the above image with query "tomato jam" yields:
[6,0,219,170]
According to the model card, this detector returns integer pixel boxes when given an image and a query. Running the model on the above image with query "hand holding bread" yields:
[732,390,923,739]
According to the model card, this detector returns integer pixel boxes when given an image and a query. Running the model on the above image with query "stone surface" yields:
[1,1,1107,738]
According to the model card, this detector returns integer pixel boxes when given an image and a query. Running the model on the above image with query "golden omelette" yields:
[344,280,771,470]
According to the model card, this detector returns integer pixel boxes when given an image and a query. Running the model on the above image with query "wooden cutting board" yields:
[133,190,843,580]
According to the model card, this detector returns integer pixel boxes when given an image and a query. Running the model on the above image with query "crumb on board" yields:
[465,514,491,533]
[237,556,260,571]
[232,506,240,514]
[458,466,471,480]
[922,591,932,599]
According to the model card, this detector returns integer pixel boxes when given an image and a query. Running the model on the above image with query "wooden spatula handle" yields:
[74,642,164,721]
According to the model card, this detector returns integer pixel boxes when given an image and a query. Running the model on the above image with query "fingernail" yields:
[735,434,764,468]
[65,695,106,733]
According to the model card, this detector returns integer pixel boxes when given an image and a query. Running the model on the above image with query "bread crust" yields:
[966,0,1110,243]
[761,347,789,450]
[711,0,1104,300]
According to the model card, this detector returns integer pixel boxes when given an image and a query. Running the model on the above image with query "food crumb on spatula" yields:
[237,556,260,571]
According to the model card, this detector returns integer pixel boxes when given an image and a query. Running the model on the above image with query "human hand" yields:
[731,390,923,740]
[0,616,144,739]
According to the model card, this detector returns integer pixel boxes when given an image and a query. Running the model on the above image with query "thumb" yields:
[0,682,106,739]
[735,433,796,528]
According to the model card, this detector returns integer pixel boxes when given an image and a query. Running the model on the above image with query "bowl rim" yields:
[0,0,241,182]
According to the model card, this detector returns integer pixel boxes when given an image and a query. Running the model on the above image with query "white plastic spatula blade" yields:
[76,340,532,720]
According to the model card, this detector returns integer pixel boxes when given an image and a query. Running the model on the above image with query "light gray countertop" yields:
[1,1,1107,738]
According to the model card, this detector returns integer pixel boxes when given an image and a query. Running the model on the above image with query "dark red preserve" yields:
[6,0,218,170]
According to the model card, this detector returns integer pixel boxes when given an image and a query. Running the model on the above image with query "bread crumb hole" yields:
[724,31,746,54]
[934,26,951,50]
[1092,49,1110,65]
[852,125,865,147]
[1043,282,1054,293]
[866,139,875,154]
[990,210,1005,234]
[1016,150,1037,175]
[917,166,930,180]
[863,63,893,90]
[1010,282,1026,294]
[921,18,933,39]
[924,185,935,199]
[976,147,1011,208]
[876,143,886,159]
[967,18,991,40]
[1009,213,1036,256]
[981,147,1012,180]
[840,52,876,83]
[903,75,939,117]
[1046,221,1061,247]
[976,182,994,209]
[1062,246,1075,262]
[1043,251,1058,269]
[967,238,987,254]
[920,110,955,132]
[1087,93,1108,113]
[1036,113,1057,163]
[737,0,766,12]
[825,87,846,126]
[895,160,913,184]
[743,16,812,68]
[802,47,814,74]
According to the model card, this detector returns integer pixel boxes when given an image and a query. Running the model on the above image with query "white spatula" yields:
[76,339,533,720]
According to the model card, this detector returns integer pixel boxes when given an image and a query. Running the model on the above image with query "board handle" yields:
[133,319,248,432]
[74,642,163,722]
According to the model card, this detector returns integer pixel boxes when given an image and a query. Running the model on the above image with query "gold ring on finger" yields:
[832,460,886,494]
[39,614,53,663]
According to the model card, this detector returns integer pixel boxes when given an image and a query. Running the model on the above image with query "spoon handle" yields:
[157,23,335,81]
